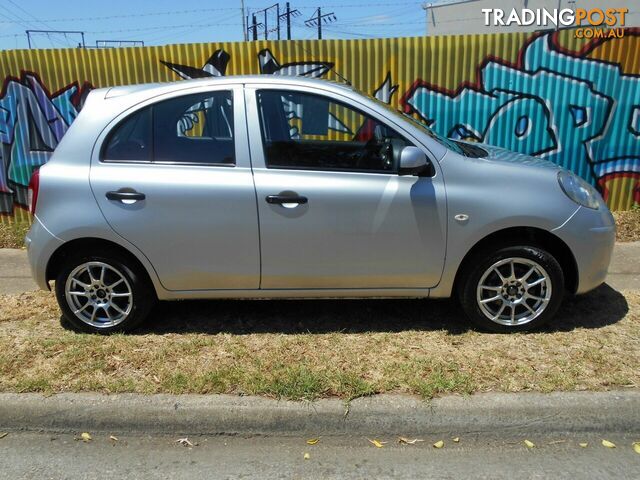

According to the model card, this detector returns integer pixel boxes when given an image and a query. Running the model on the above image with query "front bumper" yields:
[25,216,63,290]
[552,205,616,294]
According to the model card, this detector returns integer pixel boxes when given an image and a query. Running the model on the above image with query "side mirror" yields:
[399,146,431,176]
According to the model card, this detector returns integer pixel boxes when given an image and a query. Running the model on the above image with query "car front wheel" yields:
[458,245,565,333]
[55,250,156,334]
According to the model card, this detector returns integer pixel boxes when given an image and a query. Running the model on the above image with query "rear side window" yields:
[102,91,235,165]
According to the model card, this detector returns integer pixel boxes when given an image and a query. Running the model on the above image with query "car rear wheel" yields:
[55,250,156,334]
[458,245,565,333]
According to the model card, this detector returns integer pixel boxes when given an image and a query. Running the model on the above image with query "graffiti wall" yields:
[1,29,638,221]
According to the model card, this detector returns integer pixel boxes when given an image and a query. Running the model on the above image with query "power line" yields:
[6,0,53,29]
[0,7,246,24]
[143,11,239,44]
[0,2,425,24]
[84,22,245,35]
[0,3,70,48]
[5,0,73,47]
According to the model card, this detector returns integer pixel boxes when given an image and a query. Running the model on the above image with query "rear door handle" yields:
[106,190,146,202]
[266,194,308,205]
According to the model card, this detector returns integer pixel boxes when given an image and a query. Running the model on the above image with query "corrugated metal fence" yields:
[1,29,638,221]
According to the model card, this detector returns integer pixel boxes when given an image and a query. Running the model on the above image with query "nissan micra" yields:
[25,76,616,333]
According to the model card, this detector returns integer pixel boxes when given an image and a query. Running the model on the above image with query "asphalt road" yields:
[1,431,639,479]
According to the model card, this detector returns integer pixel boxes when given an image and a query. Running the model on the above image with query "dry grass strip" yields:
[0,286,638,400]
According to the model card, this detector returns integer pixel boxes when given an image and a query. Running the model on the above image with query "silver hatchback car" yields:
[25,76,615,333]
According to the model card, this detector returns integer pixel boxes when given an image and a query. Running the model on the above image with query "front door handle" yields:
[266,194,308,206]
[106,190,146,202]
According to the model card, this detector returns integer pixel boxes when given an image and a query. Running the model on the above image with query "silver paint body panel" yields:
[25,76,615,300]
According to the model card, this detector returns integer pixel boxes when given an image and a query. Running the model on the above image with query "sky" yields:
[0,0,428,50]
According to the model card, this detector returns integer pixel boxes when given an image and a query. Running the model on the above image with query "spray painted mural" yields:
[402,34,640,205]
[0,73,91,216]
[0,30,638,221]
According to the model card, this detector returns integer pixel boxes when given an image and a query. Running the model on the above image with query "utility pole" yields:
[246,12,264,40]
[278,2,301,40]
[241,0,247,41]
[304,8,336,40]
[286,2,291,39]
[252,14,258,40]
[264,7,268,39]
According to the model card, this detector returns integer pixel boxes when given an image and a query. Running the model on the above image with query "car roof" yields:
[103,75,355,99]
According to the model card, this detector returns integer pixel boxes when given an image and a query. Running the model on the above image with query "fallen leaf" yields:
[452,437,460,443]
[633,442,640,454]
[0,432,8,439]
[367,438,387,448]
[398,437,424,445]
[579,442,588,448]
[433,440,444,449]
[109,435,119,442]
[303,452,310,460]
[602,439,616,448]
[81,432,92,443]
[176,437,196,447]
[306,438,320,445]
[524,440,535,448]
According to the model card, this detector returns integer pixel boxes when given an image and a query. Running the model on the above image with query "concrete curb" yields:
[1,391,638,436]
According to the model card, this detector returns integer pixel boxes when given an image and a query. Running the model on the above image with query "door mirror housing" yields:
[398,146,432,176]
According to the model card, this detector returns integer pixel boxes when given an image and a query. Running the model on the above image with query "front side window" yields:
[256,90,414,173]
[103,90,235,165]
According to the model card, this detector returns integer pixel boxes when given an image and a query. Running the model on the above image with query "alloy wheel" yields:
[475,257,552,326]
[64,261,133,328]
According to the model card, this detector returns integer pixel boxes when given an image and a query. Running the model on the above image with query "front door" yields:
[246,86,446,290]
[91,86,260,291]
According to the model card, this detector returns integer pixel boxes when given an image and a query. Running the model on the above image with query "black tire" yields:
[55,248,156,334]
[457,245,565,333]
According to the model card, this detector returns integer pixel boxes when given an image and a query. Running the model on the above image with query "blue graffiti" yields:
[404,34,640,184]
[0,73,87,214]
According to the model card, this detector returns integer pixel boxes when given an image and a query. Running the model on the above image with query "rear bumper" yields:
[552,206,616,294]
[25,216,63,290]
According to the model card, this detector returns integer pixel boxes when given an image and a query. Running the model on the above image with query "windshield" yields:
[400,112,465,155]
[368,96,465,155]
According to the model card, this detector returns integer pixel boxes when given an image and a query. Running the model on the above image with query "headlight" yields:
[557,170,601,209]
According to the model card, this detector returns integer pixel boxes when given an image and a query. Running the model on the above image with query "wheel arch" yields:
[46,237,156,293]
[452,226,579,296]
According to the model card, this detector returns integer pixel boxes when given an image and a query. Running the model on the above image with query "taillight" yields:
[28,168,40,215]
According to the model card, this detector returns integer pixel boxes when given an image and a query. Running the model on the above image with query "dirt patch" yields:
[0,286,637,400]
[614,209,640,242]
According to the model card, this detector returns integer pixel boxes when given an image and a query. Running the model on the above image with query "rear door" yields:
[90,85,260,291]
